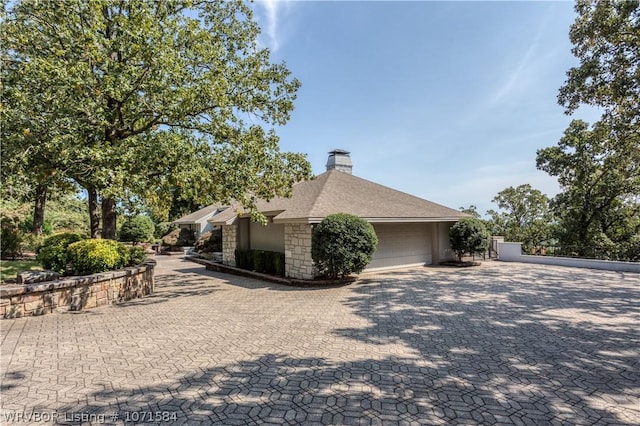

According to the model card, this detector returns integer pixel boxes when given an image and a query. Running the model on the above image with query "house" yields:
[178,150,466,279]
[172,204,226,239]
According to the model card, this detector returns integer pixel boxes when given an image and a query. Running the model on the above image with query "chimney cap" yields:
[328,149,350,155]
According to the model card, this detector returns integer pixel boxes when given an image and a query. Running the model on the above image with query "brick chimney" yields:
[326,149,352,174]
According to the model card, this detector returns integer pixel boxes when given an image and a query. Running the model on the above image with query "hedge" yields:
[235,249,285,276]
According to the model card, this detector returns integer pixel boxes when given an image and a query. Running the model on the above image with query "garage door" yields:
[366,223,432,270]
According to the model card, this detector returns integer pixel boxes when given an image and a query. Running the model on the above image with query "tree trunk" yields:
[31,184,47,235]
[88,187,100,238]
[101,197,117,240]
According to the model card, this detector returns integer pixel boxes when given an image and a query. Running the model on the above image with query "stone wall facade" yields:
[285,223,315,280]
[222,224,237,266]
[0,260,155,319]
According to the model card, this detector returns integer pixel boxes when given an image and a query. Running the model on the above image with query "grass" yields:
[0,259,42,283]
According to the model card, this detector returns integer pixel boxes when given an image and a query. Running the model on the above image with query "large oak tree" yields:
[2,0,311,238]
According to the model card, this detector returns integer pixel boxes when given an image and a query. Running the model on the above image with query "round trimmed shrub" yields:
[312,213,378,279]
[67,239,129,275]
[449,218,490,261]
[119,215,155,243]
[36,232,86,274]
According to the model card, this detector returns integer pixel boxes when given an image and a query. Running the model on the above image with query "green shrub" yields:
[234,248,251,269]
[194,229,222,253]
[449,218,490,261]
[312,213,378,279]
[155,222,177,239]
[274,252,285,276]
[128,246,148,265]
[1,216,23,259]
[263,251,276,274]
[253,250,266,273]
[67,239,129,275]
[119,215,155,243]
[36,232,86,274]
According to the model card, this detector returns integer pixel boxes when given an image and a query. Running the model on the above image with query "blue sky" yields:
[251,1,601,216]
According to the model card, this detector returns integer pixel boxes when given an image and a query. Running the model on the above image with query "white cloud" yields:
[254,0,294,53]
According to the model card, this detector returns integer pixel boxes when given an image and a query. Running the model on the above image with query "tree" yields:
[449,218,490,262]
[459,205,481,218]
[1,0,311,238]
[311,214,378,279]
[486,184,553,251]
[537,1,640,260]
[119,216,155,244]
[559,0,639,130]
[537,120,639,258]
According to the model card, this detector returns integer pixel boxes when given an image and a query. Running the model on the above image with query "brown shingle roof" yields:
[209,170,465,224]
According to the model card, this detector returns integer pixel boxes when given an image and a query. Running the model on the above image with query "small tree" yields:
[312,214,378,279]
[449,218,490,262]
[119,216,155,244]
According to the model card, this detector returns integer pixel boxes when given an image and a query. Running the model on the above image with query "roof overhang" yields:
[273,217,464,224]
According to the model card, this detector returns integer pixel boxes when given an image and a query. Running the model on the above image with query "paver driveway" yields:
[1,256,638,425]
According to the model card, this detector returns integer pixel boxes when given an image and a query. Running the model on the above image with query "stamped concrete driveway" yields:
[1,256,638,425]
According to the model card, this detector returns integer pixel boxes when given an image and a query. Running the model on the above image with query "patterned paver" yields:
[1,256,638,425]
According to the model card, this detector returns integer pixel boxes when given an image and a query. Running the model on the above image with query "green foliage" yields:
[154,222,177,239]
[194,230,222,253]
[459,205,481,219]
[19,216,53,235]
[36,233,86,274]
[252,250,266,273]
[234,249,254,271]
[312,214,378,279]
[234,248,284,275]
[1,0,312,236]
[119,216,155,243]
[1,216,23,259]
[67,239,128,276]
[162,227,196,247]
[542,2,640,261]
[487,184,554,252]
[274,252,285,276]
[449,218,490,262]
[537,121,639,259]
[559,0,639,129]
[128,246,148,266]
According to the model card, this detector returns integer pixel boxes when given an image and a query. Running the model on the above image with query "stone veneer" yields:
[222,224,237,266]
[285,223,315,280]
[0,260,155,319]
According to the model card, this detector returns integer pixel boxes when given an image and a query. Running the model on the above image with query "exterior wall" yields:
[284,223,314,279]
[438,222,456,262]
[250,221,285,252]
[498,242,640,273]
[199,220,214,236]
[222,225,238,266]
[1,260,155,319]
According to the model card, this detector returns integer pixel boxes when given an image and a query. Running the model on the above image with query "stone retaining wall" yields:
[0,260,156,319]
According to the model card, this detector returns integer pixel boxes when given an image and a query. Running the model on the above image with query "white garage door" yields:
[367,223,432,270]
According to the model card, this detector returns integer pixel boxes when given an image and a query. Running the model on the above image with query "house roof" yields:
[173,204,226,225]
[208,169,466,225]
